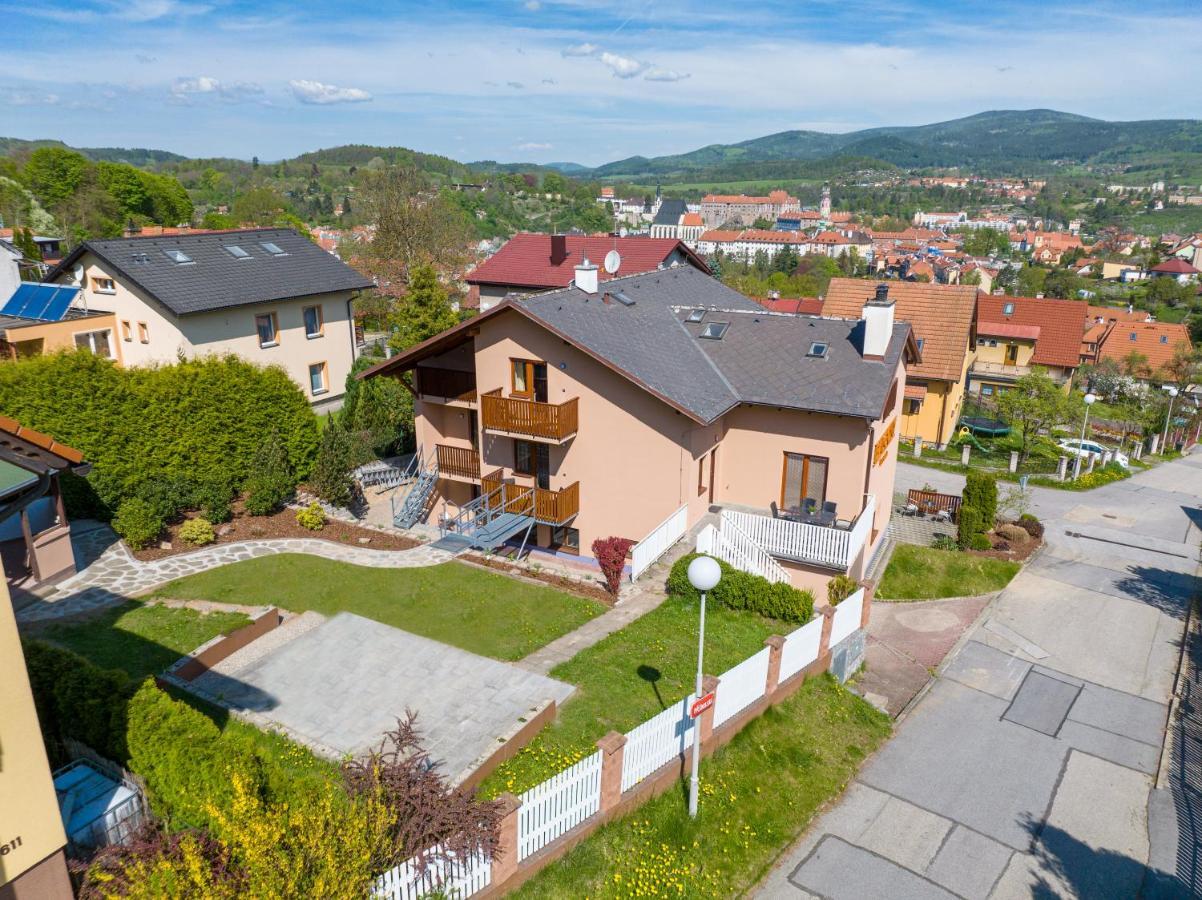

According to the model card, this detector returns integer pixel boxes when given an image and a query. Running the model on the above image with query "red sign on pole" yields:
[690,693,715,718]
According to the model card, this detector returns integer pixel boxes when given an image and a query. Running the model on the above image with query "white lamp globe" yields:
[687,555,722,592]
[1084,393,1096,405]
[1168,387,1179,398]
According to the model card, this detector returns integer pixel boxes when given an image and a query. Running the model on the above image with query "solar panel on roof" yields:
[0,283,81,322]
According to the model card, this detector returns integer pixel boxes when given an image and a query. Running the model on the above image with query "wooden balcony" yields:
[481,389,578,442]
[435,443,480,481]
[416,366,477,403]
[480,474,580,525]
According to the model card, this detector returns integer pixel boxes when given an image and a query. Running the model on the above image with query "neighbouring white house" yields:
[44,228,372,411]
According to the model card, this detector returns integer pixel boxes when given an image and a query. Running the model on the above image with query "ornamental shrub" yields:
[243,427,295,516]
[0,351,317,519]
[309,419,357,509]
[592,536,634,595]
[996,523,1029,544]
[179,517,216,546]
[194,481,233,524]
[296,502,326,531]
[957,504,983,550]
[827,574,859,606]
[969,534,992,552]
[113,497,164,550]
[668,553,813,624]
[1017,513,1045,539]
[962,471,998,530]
[130,476,196,522]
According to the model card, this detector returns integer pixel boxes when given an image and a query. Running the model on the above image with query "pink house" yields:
[362,266,916,592]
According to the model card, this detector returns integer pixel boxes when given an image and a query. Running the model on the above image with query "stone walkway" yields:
[16,527,453,624]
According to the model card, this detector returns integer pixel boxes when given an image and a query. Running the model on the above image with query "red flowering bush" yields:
[592,536,634,595]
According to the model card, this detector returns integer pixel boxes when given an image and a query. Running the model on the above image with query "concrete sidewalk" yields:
[758,453,1202,899]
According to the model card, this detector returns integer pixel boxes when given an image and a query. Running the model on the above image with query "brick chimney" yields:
[862,283,894,359]
[550,233,568,265]
[574,256,599,294]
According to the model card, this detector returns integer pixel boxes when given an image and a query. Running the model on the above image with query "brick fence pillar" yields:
[490,792,522,886]
[763,635,785,696]
[595,731,626,813]
[858,580,875,630]
[818,604,837,662]
[697,674,720,744]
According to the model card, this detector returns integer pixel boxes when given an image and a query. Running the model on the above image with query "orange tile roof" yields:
[1097,321,1194,375]
[0,415,85,464]
[699,229,743,242]
[1086,304,1150,325]
[681,212,703,227]
[823,278,977,383]
[976,294,1083,369]
[755,296,824,315]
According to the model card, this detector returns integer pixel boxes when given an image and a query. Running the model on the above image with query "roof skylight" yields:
[224,245,251,259]
[259,241,287,256]
[686,308,705,323]
[1003,302,1015,315]
[699,322,729,340]
[807,341,829,358]
[162,248,192,264]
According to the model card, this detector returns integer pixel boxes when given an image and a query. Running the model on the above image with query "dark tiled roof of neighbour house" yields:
[651,199,690,227]
[44,228,373,317]
[365,266,911,424]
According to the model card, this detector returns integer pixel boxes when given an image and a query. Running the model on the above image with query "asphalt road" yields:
[757,455,1202,899]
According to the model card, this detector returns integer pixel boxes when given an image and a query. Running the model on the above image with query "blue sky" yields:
[4,0,1200,166]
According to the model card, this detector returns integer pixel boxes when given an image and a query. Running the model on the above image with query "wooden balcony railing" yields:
[481,478,579,525]
[436,444,480,480]
[481,390,578,441]
[535,481,579,525]
[416,366,477,402]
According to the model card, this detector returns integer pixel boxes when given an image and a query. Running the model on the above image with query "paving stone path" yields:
[17,527,453,624]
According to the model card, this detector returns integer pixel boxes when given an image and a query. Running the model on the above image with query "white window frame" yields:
[91,276,116,295]
[308,361,329,396]
[74,328,115,360]
[255,312,279,349]
[303,304,324,339]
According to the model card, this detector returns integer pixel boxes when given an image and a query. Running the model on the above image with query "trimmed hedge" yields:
[668,553,814,624]
[0,351,318,519]
[963,471,998,530]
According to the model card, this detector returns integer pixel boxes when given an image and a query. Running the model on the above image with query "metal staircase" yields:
[391,449,437,528]
[438,484,536,553]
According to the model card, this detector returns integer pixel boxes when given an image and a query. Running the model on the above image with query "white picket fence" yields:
[722,495,875,570]
[829,588,865,647]
[375,845,491,900]
[696,519,789,584]
[630,504,689,581]
[518,750,603,861]
[779,616,824,682]
[713,647,772,728]
[620,695,696,792]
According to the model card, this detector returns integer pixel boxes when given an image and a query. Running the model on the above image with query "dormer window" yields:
[224,245,251,259]
[259,241,287,256]
[163,248,192,264]
[916,338,925,352]
[807,341,829,358]
[686,308,705,323]
[699,322,729,340]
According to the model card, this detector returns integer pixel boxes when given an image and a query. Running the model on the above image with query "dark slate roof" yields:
[45,228,372,317]
[514,266,908,422]
[652,199,690,227]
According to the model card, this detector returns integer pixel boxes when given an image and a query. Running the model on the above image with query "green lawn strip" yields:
[481,595,788,797]
[149,554,603,661]
[877,544,1020,601]
[37,601,250,680]
[511,675,890,899]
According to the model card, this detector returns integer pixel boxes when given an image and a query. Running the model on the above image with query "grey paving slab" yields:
[1002,670,1081,737]
[923,825,1012,900]
[858,679,1069,851]
[191,612,573,780]
[1067,680,1168,747]
[1027,554,1196,620]
[789,836,958,900]
[857,796,953,873]
[941,640,1032,701]
[1057,720,1161,775]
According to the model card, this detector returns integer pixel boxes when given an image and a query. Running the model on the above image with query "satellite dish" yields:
[72,265,84,285]
[619,226,628,238]
[603,250,621,275]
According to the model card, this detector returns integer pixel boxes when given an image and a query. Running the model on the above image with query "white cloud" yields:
[289,79,372,105]
[170,75,263,101]
[562,42,599,57]
[116,0,212,22]
[1,88,60,107]
[598,51,645,79]
[643,67,690,82]
[523,0,541,9]
[517,141,552,151]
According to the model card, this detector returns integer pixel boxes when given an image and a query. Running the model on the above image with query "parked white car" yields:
[1057,438,1129,469]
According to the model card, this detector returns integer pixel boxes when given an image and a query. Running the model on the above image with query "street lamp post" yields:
[1076,392,1096,479]
[1162,386,1179,454]
[686,555,721,819]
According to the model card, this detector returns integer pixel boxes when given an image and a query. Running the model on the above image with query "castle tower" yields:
[820,183,832,220]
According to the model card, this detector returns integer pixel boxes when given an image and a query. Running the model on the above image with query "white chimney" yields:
[574,256,599,294]
[862,283,895,359]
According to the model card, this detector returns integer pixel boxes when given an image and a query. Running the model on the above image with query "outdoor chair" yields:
[822,500,837,517]
[770,501,780,519]
[900,502,920,517]
[933,508,952,524]
[835,518,852,530]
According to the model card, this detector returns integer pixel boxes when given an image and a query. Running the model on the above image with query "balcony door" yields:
[1005,343,1019,366]
[515,439,551,490]
[780,452,827,512]
[512,359,549,402]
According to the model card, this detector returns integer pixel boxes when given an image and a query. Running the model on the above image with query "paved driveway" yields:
[759,455,1202,898]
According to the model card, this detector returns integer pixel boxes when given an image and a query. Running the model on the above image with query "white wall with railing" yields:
[713,647,772,728]
[620,695,697,791]
[829,588,865,647]
[518,750,602,861]
[697,519,789,584]
[779,616,824,682]
[375,846,491,900]
[722,495,875,571]
[630,503,689,581]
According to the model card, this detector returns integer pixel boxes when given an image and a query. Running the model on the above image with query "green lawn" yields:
[37,601,250,680]
[482,594,790,797]
[877,545,1020,601]
[512,675,891,898]
[149,555,603,661]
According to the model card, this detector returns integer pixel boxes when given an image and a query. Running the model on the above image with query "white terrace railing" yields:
[630,503,689,581]
[721,494,876,571]
[696,519,789,584]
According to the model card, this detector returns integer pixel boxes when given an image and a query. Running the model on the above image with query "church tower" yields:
[820,183,832,220]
